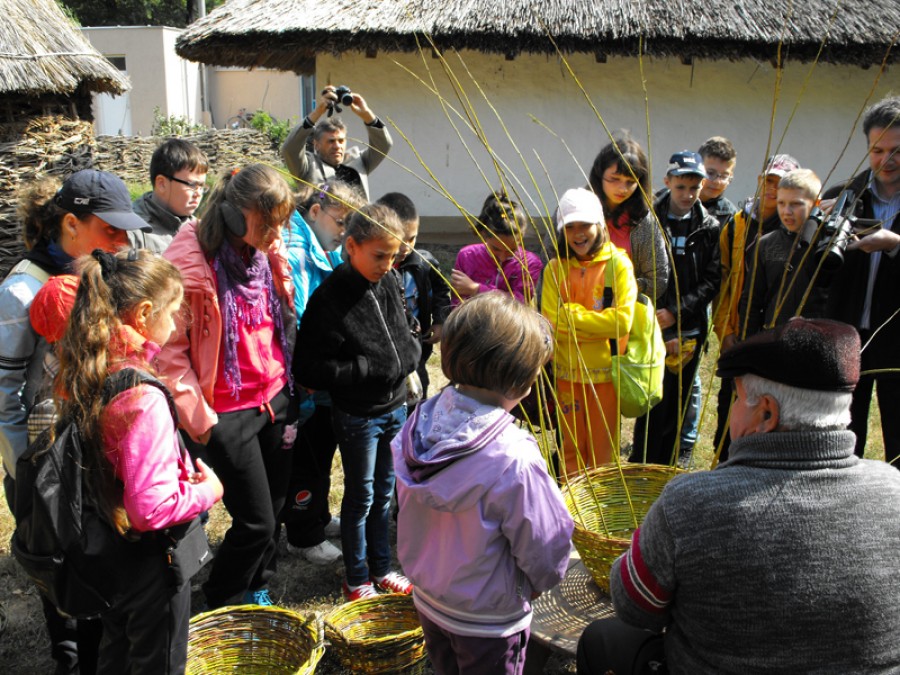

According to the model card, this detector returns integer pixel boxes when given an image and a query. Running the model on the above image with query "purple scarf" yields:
[213,243,292,398]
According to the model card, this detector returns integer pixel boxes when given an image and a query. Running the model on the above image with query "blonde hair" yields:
[197,163,294,254]
[441,292,553,399]
[345,202,404,245]
[778,169,822,201]
[56,249,183,534]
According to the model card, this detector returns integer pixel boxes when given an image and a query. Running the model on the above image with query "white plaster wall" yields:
[314,51,898,235]
[81,26,202,135]
[206,69,302,129]
[160,29,202,127]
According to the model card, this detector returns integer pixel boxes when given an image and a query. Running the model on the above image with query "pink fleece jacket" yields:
[102,326,219,532]
[451,243,543,306]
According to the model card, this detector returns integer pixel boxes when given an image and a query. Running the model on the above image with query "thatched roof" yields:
[176,0,899,72]
[0,0,129,96]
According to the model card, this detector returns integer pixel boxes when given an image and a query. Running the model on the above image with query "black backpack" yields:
[10,368,176,619]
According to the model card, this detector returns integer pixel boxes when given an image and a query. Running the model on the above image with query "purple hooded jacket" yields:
[392,386,573,638]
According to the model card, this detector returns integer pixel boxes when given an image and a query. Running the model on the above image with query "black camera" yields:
[327,85,354,116]
[799,190,881,272]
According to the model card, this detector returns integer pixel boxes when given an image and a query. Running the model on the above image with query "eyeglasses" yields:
[705,170,734,183]
[163,174,207,193]
[321,209,345,227]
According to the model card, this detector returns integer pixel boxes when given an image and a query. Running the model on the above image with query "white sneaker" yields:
[287,540,343,565]
[323,516,341,539]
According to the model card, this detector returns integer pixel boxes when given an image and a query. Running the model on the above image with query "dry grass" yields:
[0,246,884,672]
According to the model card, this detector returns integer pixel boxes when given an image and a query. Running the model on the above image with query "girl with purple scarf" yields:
[158,164,297,609]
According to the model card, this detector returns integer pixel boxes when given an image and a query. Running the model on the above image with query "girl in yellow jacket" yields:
[542,188,636,477]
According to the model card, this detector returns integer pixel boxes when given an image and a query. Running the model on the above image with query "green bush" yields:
[152,106,207,137]
[249,110,296,148]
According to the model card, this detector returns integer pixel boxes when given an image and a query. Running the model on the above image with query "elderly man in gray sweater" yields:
[577,317,900,674]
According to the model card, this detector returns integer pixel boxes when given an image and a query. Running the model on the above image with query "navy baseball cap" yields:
[55,170,151,232]
[666,151,707,178]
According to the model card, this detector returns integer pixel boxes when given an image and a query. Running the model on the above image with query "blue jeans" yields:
[679,372,701,453]
[333,405,407,586]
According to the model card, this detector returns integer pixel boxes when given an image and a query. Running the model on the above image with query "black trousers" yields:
[632,352,703,465]
[5,472,101,675]
[577,618,665,675]
[202,387,291,608]
[714,376,733,463]
[97,557,190,675]
[849,370,900,466]
[282,404,337,548]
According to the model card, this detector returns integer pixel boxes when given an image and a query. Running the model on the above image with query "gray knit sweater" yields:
[610,429,900,674]
[628,211,669,302]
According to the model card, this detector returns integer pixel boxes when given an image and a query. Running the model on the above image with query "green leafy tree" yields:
[59,1,224,29]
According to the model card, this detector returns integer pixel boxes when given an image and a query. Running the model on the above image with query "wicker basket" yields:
[186,605,325,674]
[324,593,427,674]
[562,463,683,593]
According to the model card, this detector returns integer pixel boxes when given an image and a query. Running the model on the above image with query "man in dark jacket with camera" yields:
[824,95,900,465]
[282,85,392,200]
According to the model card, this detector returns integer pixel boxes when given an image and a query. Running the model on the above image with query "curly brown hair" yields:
[56,249,182,534]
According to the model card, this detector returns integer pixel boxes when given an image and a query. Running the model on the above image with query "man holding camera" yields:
[824,95,900,465]
[282,85,392,200]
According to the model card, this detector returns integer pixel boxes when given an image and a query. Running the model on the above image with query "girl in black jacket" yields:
[295,203,421,601]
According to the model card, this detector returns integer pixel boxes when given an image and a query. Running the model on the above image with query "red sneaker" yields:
[372,571,413,595]
[343,581,379,602]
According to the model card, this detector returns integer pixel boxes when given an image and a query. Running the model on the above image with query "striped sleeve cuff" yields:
[618,527,672,614]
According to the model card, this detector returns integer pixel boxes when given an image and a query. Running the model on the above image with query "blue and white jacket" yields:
[0,248,65,477]
[285,209,342,415]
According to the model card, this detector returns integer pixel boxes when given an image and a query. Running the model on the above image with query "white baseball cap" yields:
[556,188,605,231]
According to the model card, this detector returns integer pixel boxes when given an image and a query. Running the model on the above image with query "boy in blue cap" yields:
[632,152,720,467]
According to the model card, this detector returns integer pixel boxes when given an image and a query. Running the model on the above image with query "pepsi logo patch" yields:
[294,490,313,507]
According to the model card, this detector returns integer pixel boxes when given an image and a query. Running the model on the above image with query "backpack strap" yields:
[602,261,620,356]
[102,368,178,426]
[6,259,51,285]
[603,257,653,358]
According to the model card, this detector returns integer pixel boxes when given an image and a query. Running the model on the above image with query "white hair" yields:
[741,374,852,431]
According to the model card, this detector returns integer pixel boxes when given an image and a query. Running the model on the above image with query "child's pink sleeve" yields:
[103,386,219,532]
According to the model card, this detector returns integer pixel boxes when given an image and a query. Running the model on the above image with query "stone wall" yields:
[0,124,283,277]
[93,128,282,186]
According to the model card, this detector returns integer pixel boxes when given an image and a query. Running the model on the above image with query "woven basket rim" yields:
[325,593,424,644]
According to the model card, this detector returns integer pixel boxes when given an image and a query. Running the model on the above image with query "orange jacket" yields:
[541,242,637,384]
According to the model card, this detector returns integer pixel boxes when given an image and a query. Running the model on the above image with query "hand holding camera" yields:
[799,190,883,270]
[308,85,377,126]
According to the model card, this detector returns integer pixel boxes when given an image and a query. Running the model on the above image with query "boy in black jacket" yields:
[377,192,452,400]
[739,168,828,337]
[632,151,721,467]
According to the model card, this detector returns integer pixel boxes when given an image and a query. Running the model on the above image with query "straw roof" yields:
[0,0,129,96]
[176,0,899,72]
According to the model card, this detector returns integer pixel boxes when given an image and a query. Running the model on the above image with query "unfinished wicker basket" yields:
[562,463,683,593]
[324,593,427,674]
[187,604,324,674]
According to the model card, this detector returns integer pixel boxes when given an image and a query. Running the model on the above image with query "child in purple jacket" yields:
[392,292,573,675]
[450,193,543,306]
